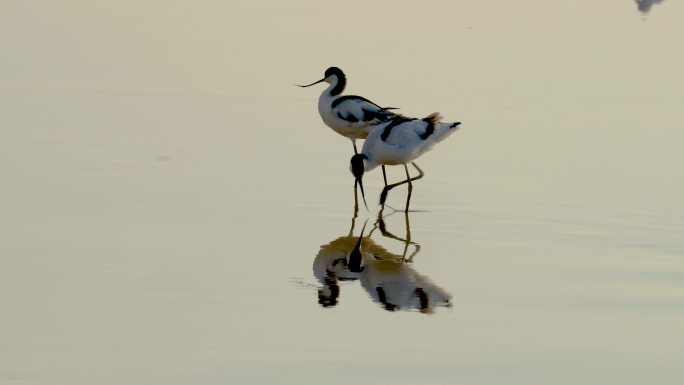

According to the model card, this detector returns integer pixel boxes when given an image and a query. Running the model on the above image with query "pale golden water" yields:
[1,1,683,384]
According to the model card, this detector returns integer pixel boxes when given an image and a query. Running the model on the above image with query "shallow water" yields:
[1,1,683,384]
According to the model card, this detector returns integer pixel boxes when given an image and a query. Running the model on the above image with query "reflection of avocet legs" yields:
[376,208,420,262]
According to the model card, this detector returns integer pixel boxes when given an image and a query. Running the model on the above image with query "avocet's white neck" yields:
[325,74,345,97]
[321,79,337,98]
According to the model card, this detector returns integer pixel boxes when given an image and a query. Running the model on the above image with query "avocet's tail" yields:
[422,112,461,144]
[423,112,443,124]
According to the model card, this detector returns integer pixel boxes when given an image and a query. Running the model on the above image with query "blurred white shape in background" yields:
[636,0,666,14]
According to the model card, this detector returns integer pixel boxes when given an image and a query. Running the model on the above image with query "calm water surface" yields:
[1,1,683,384]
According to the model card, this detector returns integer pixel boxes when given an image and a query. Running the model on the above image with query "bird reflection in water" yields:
[313,204,452,313]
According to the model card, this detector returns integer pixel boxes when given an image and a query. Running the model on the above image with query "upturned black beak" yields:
[296,78,325,88]
[348,221,367,273]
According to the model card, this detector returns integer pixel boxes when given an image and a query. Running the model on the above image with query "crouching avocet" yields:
[350,113,462,212]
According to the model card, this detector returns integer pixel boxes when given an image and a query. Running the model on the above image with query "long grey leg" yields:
[404,165,413,212]
[379,162,424,206]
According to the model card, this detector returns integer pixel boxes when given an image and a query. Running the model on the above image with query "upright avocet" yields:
[297,67,398,154]
[350,113,462,211]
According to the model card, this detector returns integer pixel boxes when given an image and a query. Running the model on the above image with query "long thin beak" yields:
[296,78,325,88]
[355,178,368,210]
[354,221,367,251]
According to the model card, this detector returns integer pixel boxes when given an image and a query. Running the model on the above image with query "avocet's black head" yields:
[297,67,347,95]
[350,154,367,181]
[324,66,345,80]
[347,222,367,273]
[350,154,368,209]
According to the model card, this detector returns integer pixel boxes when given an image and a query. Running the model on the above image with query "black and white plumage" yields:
[298,67,398,152]
[350,113,462,211]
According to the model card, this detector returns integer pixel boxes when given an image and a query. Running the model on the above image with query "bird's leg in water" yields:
[374,208,420,262]
[379,162,424,207]
[402,210,411,258]
[404,165,414,212]
[401,211,421,262]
